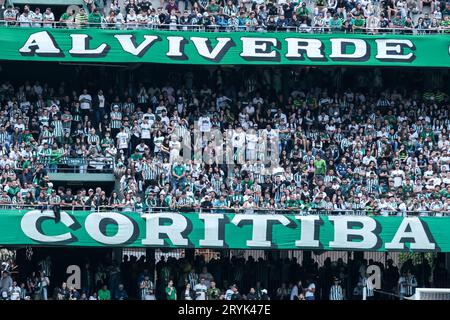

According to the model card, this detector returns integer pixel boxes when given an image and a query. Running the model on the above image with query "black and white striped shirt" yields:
[87,134,100,145]
[188,272,199,288]
[329,284,344,300]
[111,111,122,129]
[52,120,64,137]
[405,275,417,296]
[366,178,379,194]
[123,102,135,113]
[362,277,374,297]
[143,163,160,180]
[0,131,9,145]
[211,177,222,193]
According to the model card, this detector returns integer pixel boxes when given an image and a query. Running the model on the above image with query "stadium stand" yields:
[1,0,449,32]
[0,0,449,302]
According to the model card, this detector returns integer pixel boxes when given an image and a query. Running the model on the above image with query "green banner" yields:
[1,209,449,251]
[0,27,449,66]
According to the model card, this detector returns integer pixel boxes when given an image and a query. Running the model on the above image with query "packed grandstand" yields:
[1,0,449,32]
[0,68,448,215]
[0,0,449,303]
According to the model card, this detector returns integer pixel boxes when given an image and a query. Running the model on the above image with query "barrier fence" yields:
[2,20,449,34]
[36,156,115,173]
[0,203,448,216]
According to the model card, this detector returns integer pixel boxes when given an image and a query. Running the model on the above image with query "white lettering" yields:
[114,35,159,56]
[190,37,233,60]
[167,36,185,58]
[385,217,435,250]
[20,210,75,243]
[85,212,134,245]
[329,216,378,249]
[375,39,414,60]
[329,38,368,59]
[231,214,290,247]
[69,34,108,56]
[240,37,278,59]
[285,38,324,59]
[294,215,320,248]
[142,213,188,246]
[18,31,61,55]
[199,213,224,247]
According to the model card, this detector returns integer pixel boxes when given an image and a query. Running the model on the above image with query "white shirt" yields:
[391,169,405,188]
[117,132,128,149]
[232,131,246,148]
[305,283,315,298]
[193,283,207,300]
[246,132,258,150]
[32,12,43,27]
[198,116,211,132]
[18,14,32,27]
[79,94,92,110]
[140,122,151,139]
[43,12,55,27]
[98,95,105,108]
[225,289,233,300]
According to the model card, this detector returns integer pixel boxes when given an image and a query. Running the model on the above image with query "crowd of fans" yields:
[1,252,449,300]
[0,66,448,215]
[2,0,450,32]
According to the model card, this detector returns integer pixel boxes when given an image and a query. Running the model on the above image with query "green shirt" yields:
[165,286,177,300]
[60,12,73,21]
[392,17,404,27]
[98,289,111,300]
[173,164,186,178]
[285,199,303,208]
[207,4,220,13]
[330,18,343,29]
[7,186,20,197]
[296,7,310,17]
[352,18,365,28]
[131,153,143,161]
[50,149,63,165]
[420,130,435,141]
[88,13,102,24]
[314,159,326,175]
[23,133,33,143]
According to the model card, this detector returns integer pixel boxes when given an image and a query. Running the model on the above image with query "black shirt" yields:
[231,292,242,300]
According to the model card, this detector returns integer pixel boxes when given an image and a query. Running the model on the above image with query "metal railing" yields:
[27,156,115,173]
[0,204,448,216]
[1,20,449,34]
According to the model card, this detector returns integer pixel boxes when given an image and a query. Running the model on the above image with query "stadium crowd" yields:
[1,252,449,300]
[0,66,448,215]
[2,0,450,32]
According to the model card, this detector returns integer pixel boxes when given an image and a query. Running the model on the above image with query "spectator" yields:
[75,8,89,28]
[88,7,103,26]
[98,284,111,300]
[166,280,177,300]
[115,284,128,300]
